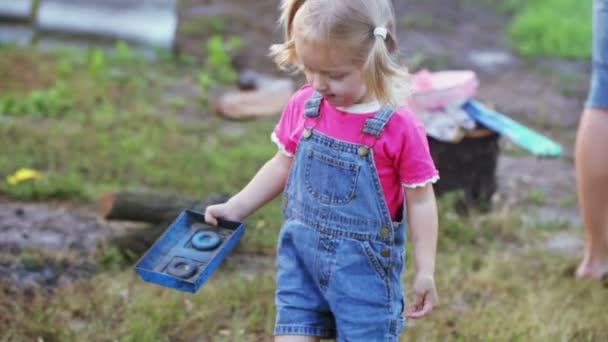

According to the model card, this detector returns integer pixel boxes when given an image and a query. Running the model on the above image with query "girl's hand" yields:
[204,201,242,226]
[406,274,438,319]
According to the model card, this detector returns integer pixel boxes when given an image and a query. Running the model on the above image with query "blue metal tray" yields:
[135,209,246,293]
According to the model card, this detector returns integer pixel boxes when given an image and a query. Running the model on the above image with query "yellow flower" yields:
[7,168,44,185]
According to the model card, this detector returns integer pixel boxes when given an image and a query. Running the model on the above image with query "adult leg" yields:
[575,108,608,279]
[575,0,608,279]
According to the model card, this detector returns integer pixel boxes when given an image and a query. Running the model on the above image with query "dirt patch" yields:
[495,155,580,225]
[0,199,107,251]
[0,197,147,290]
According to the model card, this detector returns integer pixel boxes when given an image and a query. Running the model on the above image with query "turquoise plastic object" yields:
[462,100,563,158]
[135,209,245,293]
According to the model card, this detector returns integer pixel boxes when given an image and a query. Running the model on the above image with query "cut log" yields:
[99,190,231,259]
[98,190,230,223]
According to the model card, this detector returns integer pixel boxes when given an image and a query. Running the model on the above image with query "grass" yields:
[0,2,603,339]
[2,192,606,341]
[0,42,278,254]
[464,0,592,59]
[506,0,592,59]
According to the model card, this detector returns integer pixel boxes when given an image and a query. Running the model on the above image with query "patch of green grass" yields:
[2,270,277,341]
[198,34,242,103]
[502,141,529,157]
[180,16,227,36]
[528,188,547,205]
[243,198,285,253]
[401,15,439,31]
[407,249,608,341]
[0,44,278,251]
[434,191,523,251]
[507,0,592,59]
[560,194,577,208]
[3,206,605,341]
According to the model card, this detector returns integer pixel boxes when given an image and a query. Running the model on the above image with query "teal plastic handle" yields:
[463,100,563,158]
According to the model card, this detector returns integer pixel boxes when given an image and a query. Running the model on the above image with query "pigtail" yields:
[269,0,307,71]
[365,27,410,107]
[281,0,307,40]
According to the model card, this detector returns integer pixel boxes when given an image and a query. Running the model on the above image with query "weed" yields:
[0,81,75,118]
[198,35,242,101]
[97,246,127,272]
[560,194,577,208]
[507,0,592,59]
[16,250,44,271]
[527,188,547,205]
[401,15,437,31]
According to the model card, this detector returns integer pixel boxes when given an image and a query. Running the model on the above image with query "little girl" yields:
[205,0,440,340]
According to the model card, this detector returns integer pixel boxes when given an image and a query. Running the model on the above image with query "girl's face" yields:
[295,36,370,107]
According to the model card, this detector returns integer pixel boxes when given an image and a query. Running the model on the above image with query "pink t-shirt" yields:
[272,85,439,220]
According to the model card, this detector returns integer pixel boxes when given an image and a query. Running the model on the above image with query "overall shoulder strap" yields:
[362,105,396,136]
[304,92,323,117]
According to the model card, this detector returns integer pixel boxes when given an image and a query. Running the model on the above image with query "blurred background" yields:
[1,0,606,341]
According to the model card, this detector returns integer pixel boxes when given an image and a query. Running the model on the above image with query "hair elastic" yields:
[373,27,388,40]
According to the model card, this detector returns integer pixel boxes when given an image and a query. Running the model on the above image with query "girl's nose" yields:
[311,74,329,93]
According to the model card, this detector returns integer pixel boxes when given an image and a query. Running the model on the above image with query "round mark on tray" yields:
[167,258,198,278]
[191,230,222,251]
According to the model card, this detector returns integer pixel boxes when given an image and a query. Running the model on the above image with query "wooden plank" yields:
[36,0,177,48]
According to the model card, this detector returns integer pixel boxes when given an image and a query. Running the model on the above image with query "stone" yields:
[468,50,514,73]
[36,0,177,49]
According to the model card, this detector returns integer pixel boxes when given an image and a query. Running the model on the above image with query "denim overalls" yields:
[588,0,608,108]
[274,92,407,341]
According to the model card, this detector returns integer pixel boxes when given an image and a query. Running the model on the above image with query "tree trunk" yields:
[98,190,231,259]
[98,190,198,223]
[98,190,230,223]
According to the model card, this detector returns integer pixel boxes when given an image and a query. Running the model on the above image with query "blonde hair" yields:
[269,0,410,106]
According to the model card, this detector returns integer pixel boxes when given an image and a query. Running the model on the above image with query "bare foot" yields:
[575,258,608,280]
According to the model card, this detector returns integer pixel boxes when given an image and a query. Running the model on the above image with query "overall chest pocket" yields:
[304,149,360,205]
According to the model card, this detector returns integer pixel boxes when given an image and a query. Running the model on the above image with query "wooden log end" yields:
[97,192,115,219]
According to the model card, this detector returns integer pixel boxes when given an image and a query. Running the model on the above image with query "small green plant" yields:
[560,194,577,208]
[401,15,436,30]
[436,192,481,249]
[87,48,108,78]
[97,246,127,271]
[508,0,592,59]
[198,35,242,100]
[17,249,44,271]
[528,188,546,205]
[115,40,134,63]
[0,81,75,118]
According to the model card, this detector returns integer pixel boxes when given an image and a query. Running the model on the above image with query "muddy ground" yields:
[0,0,588,289]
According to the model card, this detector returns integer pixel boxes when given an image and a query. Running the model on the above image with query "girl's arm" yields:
[205,151,293,225]
[404,184,439,318]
